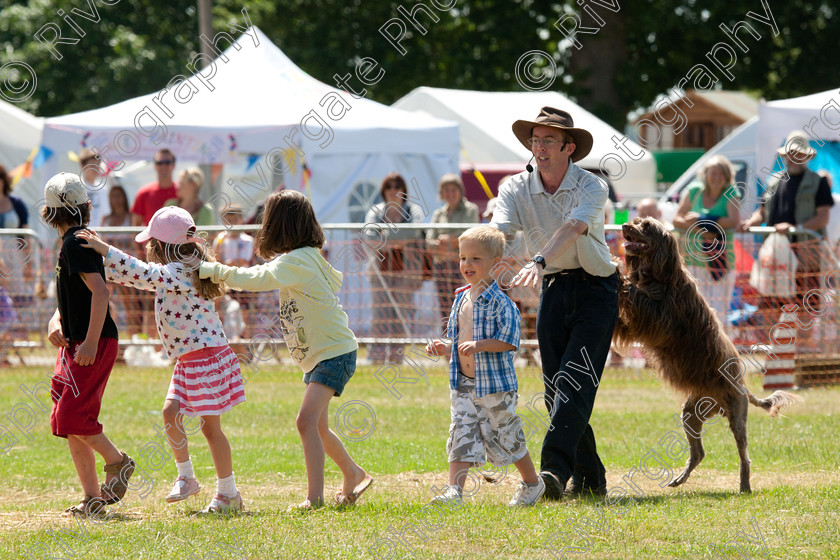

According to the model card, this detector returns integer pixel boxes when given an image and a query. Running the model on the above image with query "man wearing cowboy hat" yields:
[491,106,617,500]
[740,130,833,342]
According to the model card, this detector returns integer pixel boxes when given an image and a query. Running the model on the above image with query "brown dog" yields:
[614,217,799,493]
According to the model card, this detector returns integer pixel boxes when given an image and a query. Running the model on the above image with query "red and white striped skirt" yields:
[166,345,246,417]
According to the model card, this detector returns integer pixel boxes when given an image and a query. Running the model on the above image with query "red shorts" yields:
[50,337,118,438]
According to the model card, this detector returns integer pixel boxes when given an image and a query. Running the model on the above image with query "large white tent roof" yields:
[0,99,44,207]
[393,86,657,197]
[757,88,840,184]
[43,27,459,162]
[39,27,460,229]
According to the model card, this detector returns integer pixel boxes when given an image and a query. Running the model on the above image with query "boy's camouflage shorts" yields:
[447,374,528,466]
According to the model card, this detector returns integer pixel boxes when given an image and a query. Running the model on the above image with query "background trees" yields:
[1,0,836,128]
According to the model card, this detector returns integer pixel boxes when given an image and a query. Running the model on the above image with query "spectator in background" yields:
[101,185,132,227]
[0,254,17,365]
[165,167,215,226]
[130,149,178,338]
[99,184,134,332]
[636,197,662,221]
[740,130,833,237]
[673,155,740,329]
[214,204,253,267]
[364,172,425,365]
[482,197,497,223]
[131,149,178,226]
[213,204,253,340]
[247,183,285,225]
[0,164,28,230]
[0,164,39,336]
[740,130,834,344]
[78,148,108,229]
[426,173,479,323]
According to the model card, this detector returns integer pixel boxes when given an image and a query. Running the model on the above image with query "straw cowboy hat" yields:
[512,106,594,162]
[777,130,817,160]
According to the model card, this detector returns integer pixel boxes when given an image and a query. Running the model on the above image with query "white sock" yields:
[217,473,237,498]
[176,460,195,479]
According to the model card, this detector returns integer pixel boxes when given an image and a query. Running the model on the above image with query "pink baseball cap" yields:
[135,206,202,244]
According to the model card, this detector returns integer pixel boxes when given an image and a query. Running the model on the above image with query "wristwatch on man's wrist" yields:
[530,254,546,269]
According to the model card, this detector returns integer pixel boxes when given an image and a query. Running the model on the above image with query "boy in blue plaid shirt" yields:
[426,226,545,506]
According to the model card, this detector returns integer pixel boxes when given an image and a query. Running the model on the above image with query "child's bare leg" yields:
[317,405,367,496]
[449,461,471,490]
[67,435,100,497]
[512,453,539,485]
[296,382,335,504]
[162,399,190,462]
[200,415,232,479]
[73,432,122,464]
[73,432,126,489]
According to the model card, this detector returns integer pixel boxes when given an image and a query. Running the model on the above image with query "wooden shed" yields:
[633,90,759,151]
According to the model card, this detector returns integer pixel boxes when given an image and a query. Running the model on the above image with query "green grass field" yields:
[1,354,838,559]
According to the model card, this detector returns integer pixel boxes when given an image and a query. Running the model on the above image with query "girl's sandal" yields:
[335,475,374,506]
[63,495,106,517]
[100,452,136,505]
[286,498,324,513]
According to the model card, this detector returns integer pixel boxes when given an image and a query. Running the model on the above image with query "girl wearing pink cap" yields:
[76,206,246,514]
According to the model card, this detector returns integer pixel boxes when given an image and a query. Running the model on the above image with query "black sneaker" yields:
[539,471,565,501]
[563,476,607,498]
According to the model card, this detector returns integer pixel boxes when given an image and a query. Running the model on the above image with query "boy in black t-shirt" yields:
[41,173,135,517]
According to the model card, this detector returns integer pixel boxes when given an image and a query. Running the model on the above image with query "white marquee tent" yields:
[0,99,45,209]
[393,87,657,197]
[757,88,840,190]
[40,27,460,225]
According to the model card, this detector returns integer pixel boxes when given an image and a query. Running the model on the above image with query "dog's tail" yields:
[746,390,802,418]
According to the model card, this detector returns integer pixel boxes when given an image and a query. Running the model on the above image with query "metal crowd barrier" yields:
[3,223,839,386]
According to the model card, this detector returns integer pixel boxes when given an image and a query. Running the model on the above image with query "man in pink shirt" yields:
[131,149,178,226]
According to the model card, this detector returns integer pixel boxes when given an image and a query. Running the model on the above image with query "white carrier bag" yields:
[749,233,798,298]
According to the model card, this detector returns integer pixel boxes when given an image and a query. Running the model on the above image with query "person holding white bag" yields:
[739,130,834,345]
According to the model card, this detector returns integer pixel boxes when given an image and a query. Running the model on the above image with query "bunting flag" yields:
[32,146,53,168]
[301,160,312,199]
[9,146,53,187]
[245,154,261,172]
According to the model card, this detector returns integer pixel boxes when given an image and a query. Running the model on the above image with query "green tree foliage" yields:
[0,0,197,116]
[213,0,554,102]
[1,0,836,129]
[558,1,838,127]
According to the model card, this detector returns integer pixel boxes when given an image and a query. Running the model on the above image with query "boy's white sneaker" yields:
[430,486,462,504]
[165,476,201,503]
[509,478,546,506]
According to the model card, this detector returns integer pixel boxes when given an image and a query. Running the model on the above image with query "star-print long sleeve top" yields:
[104,247,229,359]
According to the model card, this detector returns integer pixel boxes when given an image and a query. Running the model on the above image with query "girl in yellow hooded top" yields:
[199,190,372,511]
